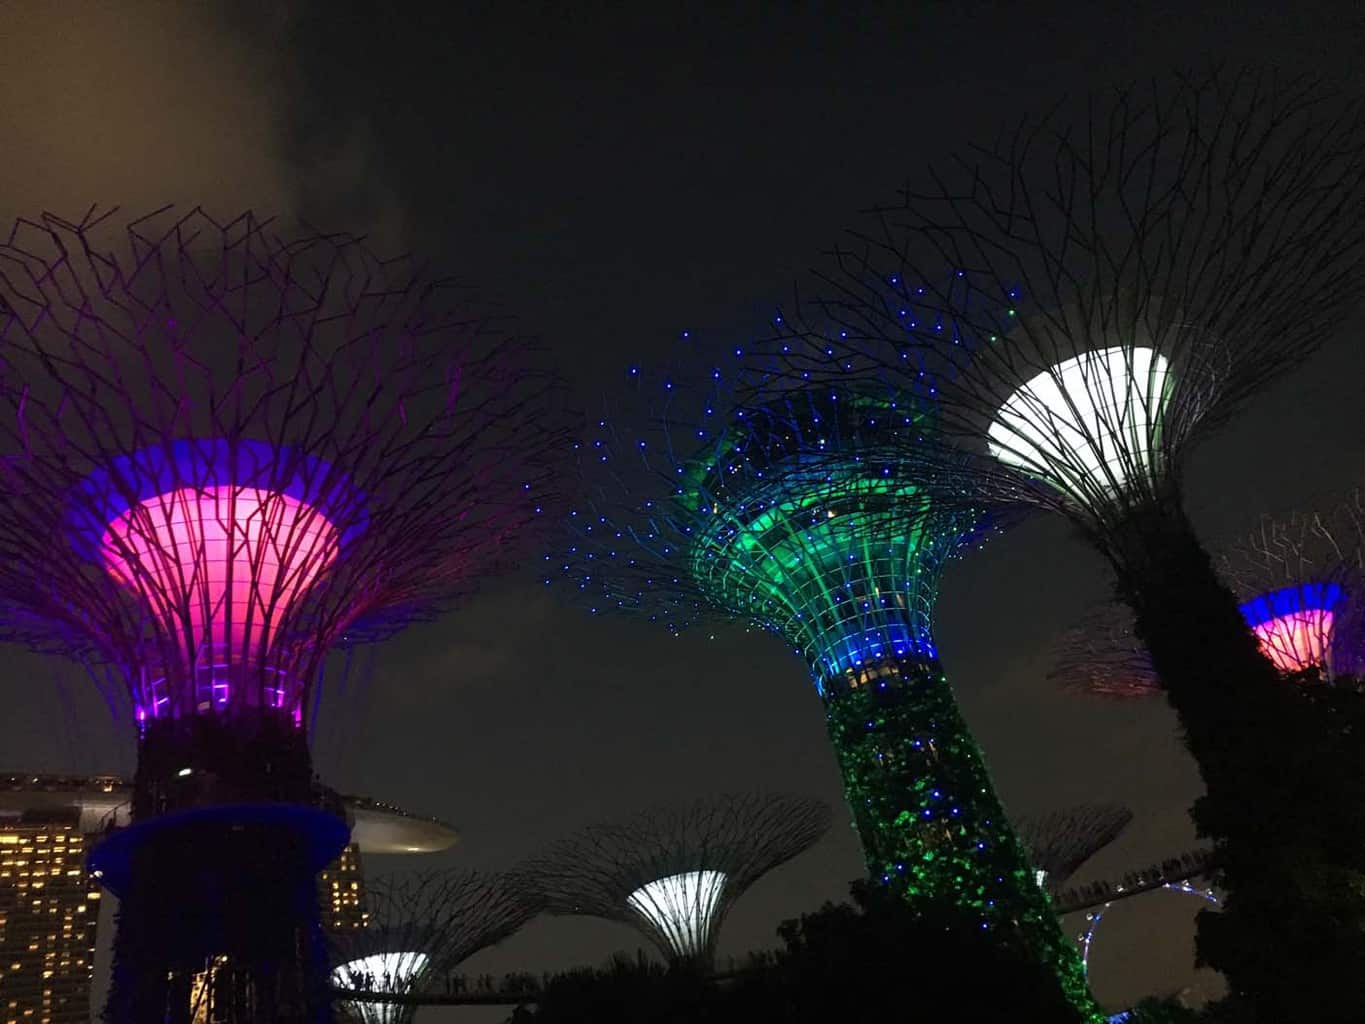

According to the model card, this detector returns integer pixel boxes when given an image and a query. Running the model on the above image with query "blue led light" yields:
[1237,581,1343,627]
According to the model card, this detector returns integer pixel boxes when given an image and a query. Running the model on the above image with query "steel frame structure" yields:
[1018,803,1133,894]
[1220,495,1365,681]
[553,364,1100,1018]
[1054,494,1365,696]
[518,794,829,969]
[330,871,541,1024]
[0,206,562,1024]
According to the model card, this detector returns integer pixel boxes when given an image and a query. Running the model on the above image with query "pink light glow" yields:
[1251,609,1334,674]
[101,487,339,715]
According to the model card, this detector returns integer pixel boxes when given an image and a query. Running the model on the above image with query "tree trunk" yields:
[1108,501,1365,1023]
[822,655,1101,1022]
[98,714,346,1024]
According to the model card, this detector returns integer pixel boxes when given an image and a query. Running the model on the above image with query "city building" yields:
[0,775,456,1023]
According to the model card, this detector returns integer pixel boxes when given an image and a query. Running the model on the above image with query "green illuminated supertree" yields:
[554,368,1100,1020]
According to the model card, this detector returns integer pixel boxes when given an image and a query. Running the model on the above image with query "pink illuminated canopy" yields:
[100,486,340,717]
[1250,609,1334,675]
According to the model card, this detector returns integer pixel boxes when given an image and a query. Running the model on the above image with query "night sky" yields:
[2,1,1365,1017]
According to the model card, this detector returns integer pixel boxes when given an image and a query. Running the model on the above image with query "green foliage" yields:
[823,658,1101,1020]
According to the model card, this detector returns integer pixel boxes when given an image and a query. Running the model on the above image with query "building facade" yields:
[0,809,103,1024]
[319,844,370,933]
[0,775,454,1022]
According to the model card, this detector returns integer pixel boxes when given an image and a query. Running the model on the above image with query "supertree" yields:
[1017,803,1133,896]
[760,71,1365,1019]
[1219,495,1365,682]
[1047,605,1159,699]
[553,368,1101,1019]
[518,794,829,970]
[0,207,561,1024]
[1053,495,1365,696]
[329,870,541,1024]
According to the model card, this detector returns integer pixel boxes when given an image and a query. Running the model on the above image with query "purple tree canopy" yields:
[0,207,565,724]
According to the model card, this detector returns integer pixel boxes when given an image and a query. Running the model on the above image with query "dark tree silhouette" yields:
[513,882,1092,1024]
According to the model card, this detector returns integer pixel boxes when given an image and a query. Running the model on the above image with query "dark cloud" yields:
[0,1,298,222]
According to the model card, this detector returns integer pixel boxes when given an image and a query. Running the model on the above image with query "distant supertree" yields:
[1055,496,1365,696]
[1048,605,1158,699]
[760,72,1365,1018]
[554,368,1100,1019]
[519,795,829,970]
[1220,495,1365,681]
[1017,804,1133,895]
[330,871,541,1024]
[0,208,561,1023]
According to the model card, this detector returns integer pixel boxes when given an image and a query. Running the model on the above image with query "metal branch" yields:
[1047,603,1159,698]
[516,794,830,967]
[0,206,566,724]
[1218,492,1365,681]
[754,72,1365,557]
[330,870,542,1024]
[1016,803,1133,889]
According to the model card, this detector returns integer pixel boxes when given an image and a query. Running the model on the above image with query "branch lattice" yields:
[1051,493,1365,696]
[1219,493,1365,681]
[758,70,1365,559]
[557,362,995,690]
[551,360,1097,1017]
[0,206,564,722]
[1016,803,1133,891]
[330,871,541,1024]
[517,794,830,967]
[1047,603,1159,699]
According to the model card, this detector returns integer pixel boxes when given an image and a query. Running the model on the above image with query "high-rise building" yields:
[1,815,98,1024]
[0,776,123,1024]
[320,845,369,934]
[0,776,456,1022]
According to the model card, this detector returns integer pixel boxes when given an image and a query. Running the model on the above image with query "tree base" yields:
[98,713,348,1024]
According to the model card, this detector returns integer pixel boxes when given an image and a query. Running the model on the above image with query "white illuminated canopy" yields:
[988,346,1171,499]
[333,953,430,1024]
[626,869,727,958]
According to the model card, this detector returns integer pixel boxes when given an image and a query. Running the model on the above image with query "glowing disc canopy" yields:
[334,952,430,1024]
[626,869,727,960]
[988,346,1171,499]
[690,471,941,683]
[333,951,430,992]
[680,396,970,689]
[74,439,360,721]
[1239,583,1342,675]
